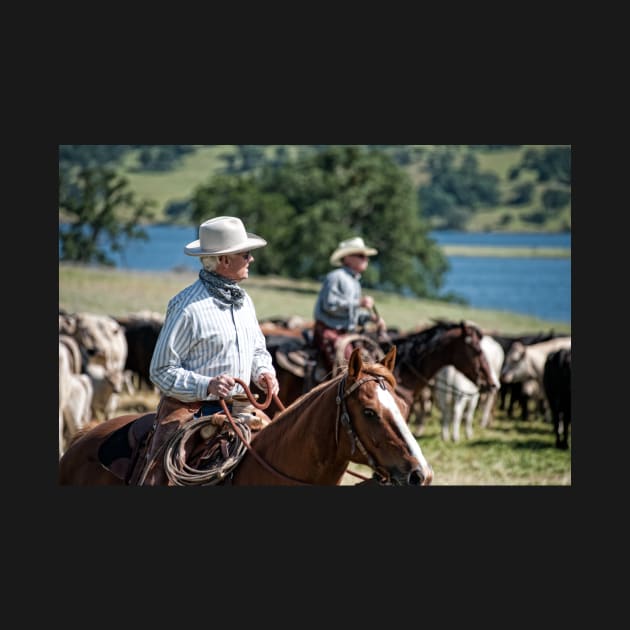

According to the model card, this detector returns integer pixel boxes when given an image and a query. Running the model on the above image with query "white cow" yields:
[59,336,93,458]
[85,362,123,420]
[434,335,502,441]
[70,312,128,420]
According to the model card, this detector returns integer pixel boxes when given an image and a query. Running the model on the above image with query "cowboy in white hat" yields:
[137,216,279,485]
[312,236,387,376]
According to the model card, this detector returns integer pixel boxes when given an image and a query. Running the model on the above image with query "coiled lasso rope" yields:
[162,414,252,486]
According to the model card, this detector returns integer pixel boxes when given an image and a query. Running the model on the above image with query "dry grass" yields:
[59,263,571,335]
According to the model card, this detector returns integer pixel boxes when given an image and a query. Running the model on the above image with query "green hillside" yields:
[59,145,571,233]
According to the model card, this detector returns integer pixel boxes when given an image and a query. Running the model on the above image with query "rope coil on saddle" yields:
[162,415,252,486]
[158,375,281,486]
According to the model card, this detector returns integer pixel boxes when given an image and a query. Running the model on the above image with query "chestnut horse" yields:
[59,347,433,486]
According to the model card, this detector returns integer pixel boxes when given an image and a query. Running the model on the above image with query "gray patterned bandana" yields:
[199,269,245,309]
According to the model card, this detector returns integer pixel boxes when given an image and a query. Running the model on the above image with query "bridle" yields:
[334,374,390,483]
[215,374,393,485]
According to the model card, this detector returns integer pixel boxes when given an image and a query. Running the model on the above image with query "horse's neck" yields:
[232,384,351,485]
[396,332,451,388]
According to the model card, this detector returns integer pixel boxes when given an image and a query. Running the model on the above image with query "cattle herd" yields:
[58,309,163,458]
[58,309,572,459]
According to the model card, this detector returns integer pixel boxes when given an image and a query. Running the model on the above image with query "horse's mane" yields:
[65,419,101,449]
[430,318,483,335]
[394,319,482,364]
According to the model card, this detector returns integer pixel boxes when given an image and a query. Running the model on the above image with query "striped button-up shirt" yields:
[150,278,275,402]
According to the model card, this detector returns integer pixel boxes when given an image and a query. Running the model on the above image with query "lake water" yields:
[429,231,571,324]
[60,225,571,324]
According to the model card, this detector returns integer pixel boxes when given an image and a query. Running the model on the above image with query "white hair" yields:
[200,255,220,272]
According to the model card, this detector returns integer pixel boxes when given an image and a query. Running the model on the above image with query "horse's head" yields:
[450,321,500,393]
[500,341,528,383]
[341,346,433,486]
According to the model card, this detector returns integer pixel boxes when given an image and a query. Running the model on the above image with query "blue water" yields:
[440,256,570,324]
[59,225,571,324]
[100,225,201,273]
[428,231,571,323]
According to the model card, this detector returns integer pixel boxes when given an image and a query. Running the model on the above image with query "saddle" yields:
[274,346,330,393]
[97,396,272,485]
[274,332,383,388]
[333,333,385,375]
[97,412,156,483]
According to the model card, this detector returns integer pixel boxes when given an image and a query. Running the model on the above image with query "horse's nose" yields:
[408,465,433,486]
[479,382,498,393]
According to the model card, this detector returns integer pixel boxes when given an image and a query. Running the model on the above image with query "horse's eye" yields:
[363,409,377,419]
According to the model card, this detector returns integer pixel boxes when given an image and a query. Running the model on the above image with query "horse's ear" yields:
[381,346,396,371]
[460,320,472,342]
[347,347,363,377]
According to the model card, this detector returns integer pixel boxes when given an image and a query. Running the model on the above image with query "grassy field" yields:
[441,245,570,258]
[341,407,571,486]
[59,263,571,336]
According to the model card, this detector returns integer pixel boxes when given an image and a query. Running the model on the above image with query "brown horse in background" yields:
[260,330,385,417]
[263,319,498,421]
[388,319,499,414]
[59,347,433,486]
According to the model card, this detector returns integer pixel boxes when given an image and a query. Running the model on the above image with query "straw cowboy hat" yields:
[329,236,378,266]
[184,216,267,256]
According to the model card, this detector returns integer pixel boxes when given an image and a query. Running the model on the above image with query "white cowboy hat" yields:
[184,216,267,256]
[329,236,378,266]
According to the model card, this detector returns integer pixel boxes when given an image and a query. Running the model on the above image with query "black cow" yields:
[543,347,571,449]
[117,318,163,390]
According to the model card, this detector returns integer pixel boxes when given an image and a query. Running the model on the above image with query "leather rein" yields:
[218,374,387,485]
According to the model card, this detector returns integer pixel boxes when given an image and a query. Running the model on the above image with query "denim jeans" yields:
[194,401,232,418]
